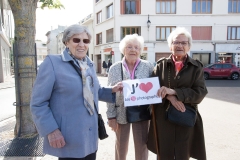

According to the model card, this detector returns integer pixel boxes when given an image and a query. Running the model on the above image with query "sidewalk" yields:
[0,76,15,90]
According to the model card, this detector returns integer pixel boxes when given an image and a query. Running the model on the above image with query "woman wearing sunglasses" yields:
[30,24,123,160]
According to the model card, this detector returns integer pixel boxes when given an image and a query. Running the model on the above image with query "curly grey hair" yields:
[119,34,144,55]
[62,24,92,45]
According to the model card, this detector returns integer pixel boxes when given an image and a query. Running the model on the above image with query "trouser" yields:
[59,151,96,160]
[115,121,149,160]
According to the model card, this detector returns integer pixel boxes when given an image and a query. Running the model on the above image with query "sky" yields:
[35,0,93,42]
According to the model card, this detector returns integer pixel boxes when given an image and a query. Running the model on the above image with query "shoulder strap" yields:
[120,62,123,80]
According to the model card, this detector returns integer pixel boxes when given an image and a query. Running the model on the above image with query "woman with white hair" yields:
[30,24,123,160]
[107,34,154,160]
[147,27,208,160]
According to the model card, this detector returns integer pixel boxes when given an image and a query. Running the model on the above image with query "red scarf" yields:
[172,55,187,73]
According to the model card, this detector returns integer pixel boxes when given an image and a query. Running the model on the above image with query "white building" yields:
[35,40,47,62]
[46,25,67,55]
[0,0,13,82]
[80,0,240,73]
[56,32,65,54]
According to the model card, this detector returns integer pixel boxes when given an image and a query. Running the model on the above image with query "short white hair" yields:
[119,34,144,54]
[167,27,192,48]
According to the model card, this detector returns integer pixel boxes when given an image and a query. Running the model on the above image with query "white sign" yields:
[122,77,162,107]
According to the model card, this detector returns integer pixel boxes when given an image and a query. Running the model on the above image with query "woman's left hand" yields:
[157,86,176,98]
[112,82,123,93]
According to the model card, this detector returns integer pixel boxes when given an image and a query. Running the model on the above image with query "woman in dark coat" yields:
[147,27,208,160]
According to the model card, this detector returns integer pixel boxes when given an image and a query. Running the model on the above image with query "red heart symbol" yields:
[139,82,153,93]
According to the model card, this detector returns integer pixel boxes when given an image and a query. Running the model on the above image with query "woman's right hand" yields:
[48,129,66,148]
[157,86,176,98]
[108,119,118,132]
[167,95,186,112]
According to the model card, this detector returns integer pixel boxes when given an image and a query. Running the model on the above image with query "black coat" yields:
[147,55,208,160]
[107,62,112,68]
[102,61,107,68]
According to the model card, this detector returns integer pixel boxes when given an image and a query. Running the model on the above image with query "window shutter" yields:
[136,0,141,14]
[121,0,125,14]
[192,26,212,40]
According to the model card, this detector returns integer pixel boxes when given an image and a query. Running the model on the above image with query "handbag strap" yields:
[120,62,123,80]
[166,64,171,110]
[69,60,99,114]
[168,64,171,88]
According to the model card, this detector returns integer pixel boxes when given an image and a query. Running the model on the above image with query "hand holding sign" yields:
[122,77,162,107]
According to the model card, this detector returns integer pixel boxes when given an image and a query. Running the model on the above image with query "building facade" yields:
[46,25,67,55]
[0,0,13,82]
[36,40,47,61]
[80,0,240,73]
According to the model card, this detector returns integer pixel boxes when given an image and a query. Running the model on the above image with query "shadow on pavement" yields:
[205,79,240,105]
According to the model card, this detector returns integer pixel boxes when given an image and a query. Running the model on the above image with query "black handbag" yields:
[98,113,108,140]
[69,61,108,140]
[120,63,151,123]
[166,104,197,127]
[165,64,197,127]
[126,105,151,123]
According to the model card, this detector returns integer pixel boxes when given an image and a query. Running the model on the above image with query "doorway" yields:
[96,55,101,73]
[192,53,210,66]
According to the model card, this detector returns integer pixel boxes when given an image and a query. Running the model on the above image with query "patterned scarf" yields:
[77,58,95,115]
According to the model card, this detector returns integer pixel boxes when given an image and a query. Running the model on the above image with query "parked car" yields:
[203,63,240,80]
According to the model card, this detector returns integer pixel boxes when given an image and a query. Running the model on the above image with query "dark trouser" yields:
[59,151,96,160]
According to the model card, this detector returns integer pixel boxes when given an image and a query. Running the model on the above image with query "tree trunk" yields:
[8,0,38,138]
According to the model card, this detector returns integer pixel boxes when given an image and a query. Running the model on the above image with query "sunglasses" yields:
[72,38,90,44]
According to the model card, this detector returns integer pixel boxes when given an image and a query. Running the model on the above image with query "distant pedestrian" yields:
[102,60,108,76]
[107,59,112,73]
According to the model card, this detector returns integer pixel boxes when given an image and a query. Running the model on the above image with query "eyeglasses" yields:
[172,41,189,46]
[72,38,90,44]
[126,46,140,51]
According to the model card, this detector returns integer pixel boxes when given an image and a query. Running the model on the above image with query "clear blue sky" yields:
[36,0,93,42]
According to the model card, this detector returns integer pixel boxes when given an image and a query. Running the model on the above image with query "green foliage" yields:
[39,0,65,9]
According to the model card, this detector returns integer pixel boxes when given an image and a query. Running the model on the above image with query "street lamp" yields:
[147,15,151,30]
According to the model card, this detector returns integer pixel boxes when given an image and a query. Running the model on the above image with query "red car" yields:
[203,63,240,80]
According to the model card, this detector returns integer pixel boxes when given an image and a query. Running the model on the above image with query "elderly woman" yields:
[30,24,122,160]
[107,34,154,160]
[147,27,208,160]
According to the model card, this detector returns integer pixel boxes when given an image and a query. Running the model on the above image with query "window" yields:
[223,64,232,68]
[121,27,141,39]
[228,0,240,13]
[120,0,141,14]
[106,28,114,43]
[156,0,176,14]
[97,11,102,24]
[156,26,175,40]
[96,33,102,45]
[107,4,113,19]
[192,26,212,40]
[192,0,212,13]
[227,26,240,40]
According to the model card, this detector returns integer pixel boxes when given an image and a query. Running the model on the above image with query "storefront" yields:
[216,43,240,66]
